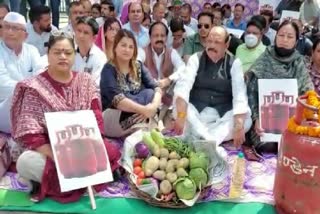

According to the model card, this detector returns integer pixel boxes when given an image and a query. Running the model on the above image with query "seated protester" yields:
[123,2,150,48]
[73,17,106,85]
[95,17,121,60]
[12,32,121,203]
[100,29,162,137]
[212,8,223,27]
[308,38,320,94]
[260,9,276,45]
[246,20,313,154]
[180,3,198,32]
[26,5,58,56]
[203,2,212,14]
[293,18,313,56]
[240,15,271,46]
[174,26,252,147]
[168,17,195,57]
[226,3,246,31]
[96,0,115,27]
[91,3,101,19]
[0,3,10,41]
[183,12,213,62]
[221,4,232,26]
[152,2,167,25]
[236,19,266,72]
[0,12,41,134]
[142,12,151,29]
[80,0,92,17]
[62,1,85,36]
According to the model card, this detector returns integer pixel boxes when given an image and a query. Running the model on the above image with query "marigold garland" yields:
[287,90,320,137]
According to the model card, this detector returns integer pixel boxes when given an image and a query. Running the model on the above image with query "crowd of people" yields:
[0,0,319,204]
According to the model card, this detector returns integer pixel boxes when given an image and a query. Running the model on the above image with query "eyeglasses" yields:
[2,24,26,32]
[197,24,210,29]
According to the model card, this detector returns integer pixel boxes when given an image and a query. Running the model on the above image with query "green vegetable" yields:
[189,168,208,190]
[143,133,157,150]
[189,152,209,170]
[151,128,165,147]
[174,178,197,200]
[164,137,192,158]
[142,179,151,185]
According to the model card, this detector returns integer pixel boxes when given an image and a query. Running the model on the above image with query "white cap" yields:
[3,12,26,28]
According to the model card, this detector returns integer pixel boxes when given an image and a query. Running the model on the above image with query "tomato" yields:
[133,159,142,167]
[138,171,145,179]
[133,166,142,175]
[136,178,143,185]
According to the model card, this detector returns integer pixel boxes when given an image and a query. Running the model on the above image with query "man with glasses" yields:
[183,12,213,62]
[0,12,41,133]
[61,1,85,36]
[123,2,149,48]
[0,3,9,41]
[174,26,252,149]
[73,17,106,85]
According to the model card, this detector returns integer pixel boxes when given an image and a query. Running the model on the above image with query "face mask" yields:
[244,34,258,48]
[274,45,295,57]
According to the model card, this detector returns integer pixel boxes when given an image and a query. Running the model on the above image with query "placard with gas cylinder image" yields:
[258,79,298,142]
[44,110,113,192]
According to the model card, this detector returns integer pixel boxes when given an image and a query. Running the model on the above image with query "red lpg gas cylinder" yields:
[270,91,290,134]
[55,130,74,178]
[67,125,98,178]
[274,93,320,214]
[84,128,108,172]
[261,95,273,132]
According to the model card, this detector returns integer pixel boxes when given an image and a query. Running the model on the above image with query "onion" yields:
[135,142,150,158]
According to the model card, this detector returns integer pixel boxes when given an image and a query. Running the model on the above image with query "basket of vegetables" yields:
[121,129,224,208]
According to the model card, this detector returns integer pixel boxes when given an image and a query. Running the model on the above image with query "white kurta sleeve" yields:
[230,58,250,115]
[0,58,18,100]
[29,46,42,74]
[91,50,107,85]
[137,48,146,63]
[173,52,199,103]
[168,48,185,82]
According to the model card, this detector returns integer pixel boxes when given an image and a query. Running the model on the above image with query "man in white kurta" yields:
[73,17,106,85]
[0,12,41,133]
[173,26,252,147]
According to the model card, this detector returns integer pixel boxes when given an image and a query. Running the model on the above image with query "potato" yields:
[176,168,188,177]
[152,145,161,157]
[168,159,178,167]
[160,180,172,194]
[160,148,169,158]
[153,170,166,181]
[165,162,175,173]
[166,172,178,183]
[168,151,180,160]
[159,158,168,170]
[177,158,189,169]
[144,156,160,176]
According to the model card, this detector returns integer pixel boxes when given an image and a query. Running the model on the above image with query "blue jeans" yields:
[20,0,42,17]
[4,0,20,12]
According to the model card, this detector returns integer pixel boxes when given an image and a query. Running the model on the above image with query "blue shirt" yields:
[123,23,150,48]
[226,19,247,31]
[112,0,123,17]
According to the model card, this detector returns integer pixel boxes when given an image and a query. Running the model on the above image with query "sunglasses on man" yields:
[197,23,210,29]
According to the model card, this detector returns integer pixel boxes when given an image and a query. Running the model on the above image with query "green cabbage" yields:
[189,168,208,190]
[189,152,209,170]
[174,178,197,200]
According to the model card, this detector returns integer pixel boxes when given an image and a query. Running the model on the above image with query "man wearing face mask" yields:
[236,19,266,72]
[174,26,252,148]
[26,5,57,56]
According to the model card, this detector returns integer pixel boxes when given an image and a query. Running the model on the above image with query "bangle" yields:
[177,112,186,119]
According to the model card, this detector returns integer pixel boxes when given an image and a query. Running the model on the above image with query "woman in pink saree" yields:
[11,32,121,203]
